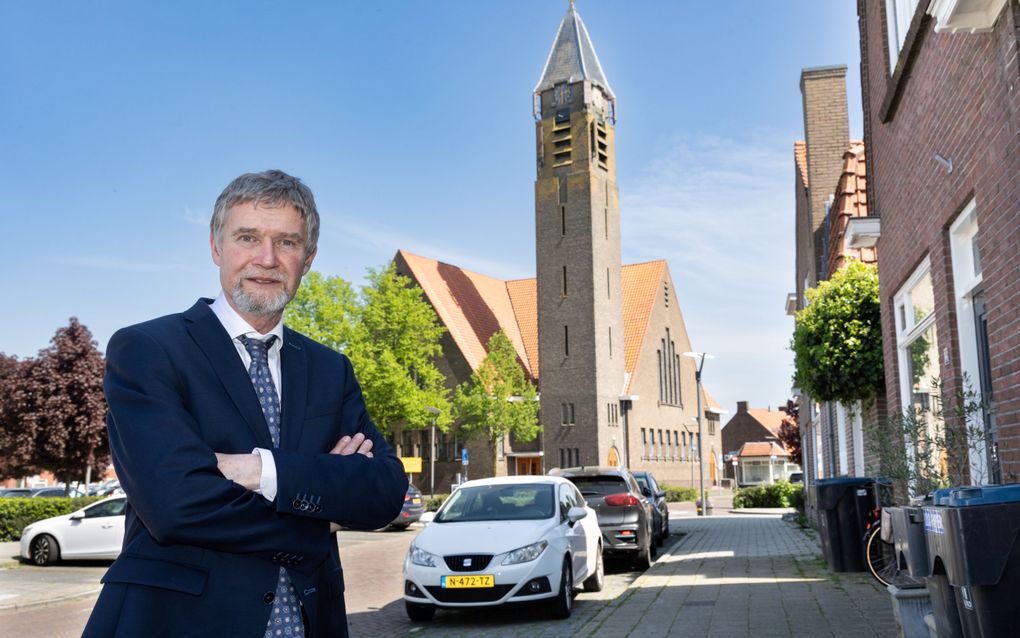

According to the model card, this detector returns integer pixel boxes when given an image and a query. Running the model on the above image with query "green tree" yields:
[284,271,357,353]
[791,260,884,405]
[285,265,452,435]
[453,331,540,472]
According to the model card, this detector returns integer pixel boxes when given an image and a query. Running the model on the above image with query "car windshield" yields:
[435,484,555,522]
[568,476,629,497]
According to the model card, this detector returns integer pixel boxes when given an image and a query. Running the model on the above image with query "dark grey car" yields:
[631,471,669,547]
[552,467,655,570]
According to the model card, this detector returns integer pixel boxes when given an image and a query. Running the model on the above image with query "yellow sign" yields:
[400,457,423,473]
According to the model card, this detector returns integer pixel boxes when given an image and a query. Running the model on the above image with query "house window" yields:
[894,258,946,487]
[885,0,921,72]
[950,201,999,483]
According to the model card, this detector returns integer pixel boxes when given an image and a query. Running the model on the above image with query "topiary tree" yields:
[791,260,884,405]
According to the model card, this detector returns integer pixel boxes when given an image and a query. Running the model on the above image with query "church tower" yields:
[535,3,625,470]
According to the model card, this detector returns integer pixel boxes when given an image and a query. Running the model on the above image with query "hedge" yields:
[424,494,450,512]
[660,484,698,503]
[0,497,104,542]
[733,481,803,509]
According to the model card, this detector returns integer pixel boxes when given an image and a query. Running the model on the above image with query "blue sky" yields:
[1,1,863,416]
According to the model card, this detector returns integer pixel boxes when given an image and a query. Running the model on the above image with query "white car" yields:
[20,496,126,565]
[402,475,603,621]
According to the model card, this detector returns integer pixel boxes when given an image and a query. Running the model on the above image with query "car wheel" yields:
[660,514,670,546]
[633,540,653,571]
[390,523,410,531]
[582,546,604,592]
[549,558,573,619]
[405,600,435,621]
[31,534,59,566]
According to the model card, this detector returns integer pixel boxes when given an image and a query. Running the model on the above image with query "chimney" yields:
[737,401,748,413]
[800,66,849,280]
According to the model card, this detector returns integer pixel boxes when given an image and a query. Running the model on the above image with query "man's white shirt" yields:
[210,292,281,501]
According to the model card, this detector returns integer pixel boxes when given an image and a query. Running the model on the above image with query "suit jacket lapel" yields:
[280,327,307,450]
[184,300,274,450]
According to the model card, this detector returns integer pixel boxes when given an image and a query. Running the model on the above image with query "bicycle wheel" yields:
[864,523,925,588]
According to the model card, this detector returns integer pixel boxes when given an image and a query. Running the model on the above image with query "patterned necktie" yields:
[238,335,304,638]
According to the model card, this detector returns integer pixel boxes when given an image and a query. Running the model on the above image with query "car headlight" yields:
[408,543,438,567]
[501,540,548,565]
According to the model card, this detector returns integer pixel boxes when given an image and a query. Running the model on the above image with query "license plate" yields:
[411,497,422,504]
[441,574,494,589]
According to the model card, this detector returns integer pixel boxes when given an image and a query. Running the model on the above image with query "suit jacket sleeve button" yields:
[263,592,276,604]
[293,499,302,510]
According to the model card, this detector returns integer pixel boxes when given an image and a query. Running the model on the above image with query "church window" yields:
[664,281,670,307]
[641,428,648,458]
[560,206,566,236]
[564,325,569,357]
[552,111,572,167]
[658,429,665,460]
[607,268,610,298]
[608,326,612,357]
[562,265,568,296]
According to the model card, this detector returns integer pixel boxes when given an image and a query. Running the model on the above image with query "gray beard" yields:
[230,281,292,316]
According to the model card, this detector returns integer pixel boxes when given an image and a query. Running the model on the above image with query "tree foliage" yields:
[285,264,452,435]
[454,331,540,470]
[777,399,802,466]
[0,319,109,486]
[791,260,884,404]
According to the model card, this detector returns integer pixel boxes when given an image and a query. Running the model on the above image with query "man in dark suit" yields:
[84,170,407,637]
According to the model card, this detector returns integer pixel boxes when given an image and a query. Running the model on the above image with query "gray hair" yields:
[211,169,320,256]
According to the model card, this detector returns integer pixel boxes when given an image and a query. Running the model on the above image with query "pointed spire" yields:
[534,2,615,100]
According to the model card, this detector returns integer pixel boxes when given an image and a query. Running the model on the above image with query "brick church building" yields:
[392,4,723,491]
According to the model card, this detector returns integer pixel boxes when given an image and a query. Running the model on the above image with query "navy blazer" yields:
[83,299,407,638]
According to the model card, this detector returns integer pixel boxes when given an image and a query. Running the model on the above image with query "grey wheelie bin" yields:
[942,484,1020,637]
[816,477,877,572]
[923,488,965,638]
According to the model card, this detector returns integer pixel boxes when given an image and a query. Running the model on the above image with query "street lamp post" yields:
[425,406,441,498]
[683,352,714,516]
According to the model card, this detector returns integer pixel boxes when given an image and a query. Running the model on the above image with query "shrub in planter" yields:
[733,481,803,509]
[424,494,449,512]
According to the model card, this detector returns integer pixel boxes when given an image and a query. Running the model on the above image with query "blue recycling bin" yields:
[816,477,878,572]
[942,484,1020,637]
[923,488,964,638]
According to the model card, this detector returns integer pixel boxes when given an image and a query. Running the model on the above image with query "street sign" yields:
[731,457,738,466]
[400,457,422,473]
[461,448,469,465]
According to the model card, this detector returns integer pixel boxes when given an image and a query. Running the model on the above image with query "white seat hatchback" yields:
[403,475,603,621]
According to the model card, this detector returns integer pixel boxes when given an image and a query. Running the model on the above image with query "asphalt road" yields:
[0,523,664,637]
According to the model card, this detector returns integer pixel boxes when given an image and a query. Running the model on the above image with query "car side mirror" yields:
[656,490,666,499]
[70,512,85,521]
[566,506,587,525]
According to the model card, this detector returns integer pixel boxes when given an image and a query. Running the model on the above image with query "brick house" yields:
[721,402,799,484]
[388,4,724,493]
[789,67,880,507]
[856,0,1018,484]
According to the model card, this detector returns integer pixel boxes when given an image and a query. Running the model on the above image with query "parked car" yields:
[390,484,425,530]
[0,488,33,497]
[551,466,655,570]
[20,496,126,565]
[788,472,804,484]
[403,475,603,621]
[631,470,669,547]
[29,486,85,498]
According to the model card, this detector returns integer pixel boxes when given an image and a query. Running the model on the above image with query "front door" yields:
[516,456,541,475]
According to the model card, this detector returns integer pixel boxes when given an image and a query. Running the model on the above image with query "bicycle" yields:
[862,480,925,588]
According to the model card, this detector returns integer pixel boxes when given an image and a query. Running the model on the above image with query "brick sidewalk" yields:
[405,514,898,637]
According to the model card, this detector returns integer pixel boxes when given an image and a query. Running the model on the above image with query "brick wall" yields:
[859,0,1020,480]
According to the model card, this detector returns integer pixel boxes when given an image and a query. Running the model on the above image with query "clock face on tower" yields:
[553,84,571,106]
